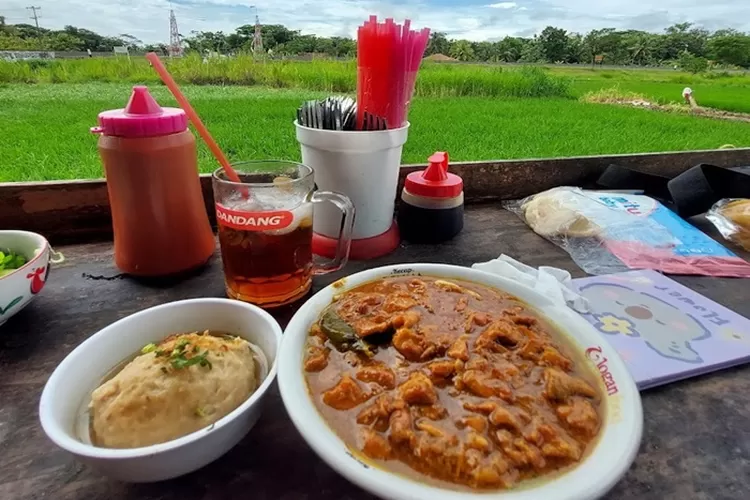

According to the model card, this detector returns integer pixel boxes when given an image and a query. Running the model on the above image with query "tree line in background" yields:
[0,17,168,53]
[182,24,357,58]
[1,16,749,69]
[430,24,750,70]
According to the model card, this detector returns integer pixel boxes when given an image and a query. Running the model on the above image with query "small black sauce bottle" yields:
[398,152,464,243]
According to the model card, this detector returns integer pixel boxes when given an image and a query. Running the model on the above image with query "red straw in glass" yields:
[145,52,241,183]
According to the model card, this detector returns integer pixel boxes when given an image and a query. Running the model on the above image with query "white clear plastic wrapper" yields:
[504,187,750,277]
[706,198,750,252]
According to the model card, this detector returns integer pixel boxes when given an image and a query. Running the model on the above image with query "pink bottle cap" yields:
[91,86,188,138]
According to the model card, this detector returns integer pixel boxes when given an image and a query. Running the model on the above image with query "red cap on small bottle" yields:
[404,152,463,198]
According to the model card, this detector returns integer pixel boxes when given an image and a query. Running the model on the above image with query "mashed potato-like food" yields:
[522,189,600,238]
[90,331,262,448]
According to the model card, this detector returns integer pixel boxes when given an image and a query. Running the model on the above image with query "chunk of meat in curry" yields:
[304,277,603,491]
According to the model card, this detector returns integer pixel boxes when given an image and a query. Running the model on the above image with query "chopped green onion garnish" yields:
[170,338,192,357]
[141,343,157,354]
[170,350,211,370]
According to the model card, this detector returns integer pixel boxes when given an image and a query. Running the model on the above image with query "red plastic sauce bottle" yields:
[398,152,464,243]
[92,86,215,276]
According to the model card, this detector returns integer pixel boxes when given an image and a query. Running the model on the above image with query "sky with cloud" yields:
[3,0,748,44]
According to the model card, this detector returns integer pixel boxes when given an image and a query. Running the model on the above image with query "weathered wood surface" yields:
[2,148,749,243]
[1,206,749,500]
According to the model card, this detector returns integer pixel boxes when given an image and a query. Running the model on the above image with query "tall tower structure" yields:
[169,9,183,57]
[252,13,264,55]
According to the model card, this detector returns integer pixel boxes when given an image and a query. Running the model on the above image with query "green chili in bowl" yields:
[0,250,27,278]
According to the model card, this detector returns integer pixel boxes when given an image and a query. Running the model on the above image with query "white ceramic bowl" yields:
[39,298,282,482]
[0,230,51,327]
[279,264,643,500]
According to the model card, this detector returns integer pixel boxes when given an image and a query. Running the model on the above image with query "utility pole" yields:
[26,6,41,30]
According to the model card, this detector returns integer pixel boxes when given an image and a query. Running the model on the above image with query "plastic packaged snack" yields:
[505,187,750,277]
[706,199,750,252]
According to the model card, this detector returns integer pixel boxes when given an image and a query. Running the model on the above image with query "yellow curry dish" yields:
[303,277,603,490]
[88,331,268,449]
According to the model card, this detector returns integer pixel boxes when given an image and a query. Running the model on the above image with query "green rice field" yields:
[1,58,749,182]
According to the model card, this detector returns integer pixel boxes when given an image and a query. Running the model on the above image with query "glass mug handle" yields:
[310,191,355,275]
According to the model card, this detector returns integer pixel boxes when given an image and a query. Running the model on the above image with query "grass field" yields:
[2,82,749,182]
[0,56,573,99]
[571,80,750,114]
[1,59,749,182]
[557,68,750,114]
[3,57,750,110]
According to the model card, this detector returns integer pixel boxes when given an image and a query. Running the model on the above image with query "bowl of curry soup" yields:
[278,264,642,500]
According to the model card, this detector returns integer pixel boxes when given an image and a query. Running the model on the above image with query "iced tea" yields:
[217,202,314,307]
[212,162,354,308]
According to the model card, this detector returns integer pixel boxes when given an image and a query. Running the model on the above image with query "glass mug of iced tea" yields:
[212,161,355,308]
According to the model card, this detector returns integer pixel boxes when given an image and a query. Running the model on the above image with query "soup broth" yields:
[303,277,604,490]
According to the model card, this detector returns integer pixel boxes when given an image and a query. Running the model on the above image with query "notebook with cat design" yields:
[573,269,750,390]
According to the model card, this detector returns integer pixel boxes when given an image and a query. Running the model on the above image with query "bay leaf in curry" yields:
[319,304,376,356]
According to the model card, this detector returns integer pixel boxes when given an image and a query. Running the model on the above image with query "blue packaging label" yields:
[584,192,737,258]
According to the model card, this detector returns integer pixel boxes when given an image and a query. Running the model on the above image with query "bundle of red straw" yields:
[357,16,430,130]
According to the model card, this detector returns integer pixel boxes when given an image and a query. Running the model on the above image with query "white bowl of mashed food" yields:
[39,298,282,482]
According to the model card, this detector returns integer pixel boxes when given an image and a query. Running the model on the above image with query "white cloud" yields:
[2,0,748,44]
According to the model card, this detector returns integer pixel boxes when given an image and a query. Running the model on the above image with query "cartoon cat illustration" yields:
[579,283,710,364]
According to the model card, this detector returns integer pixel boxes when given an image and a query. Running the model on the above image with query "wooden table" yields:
[2,205,749,500]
